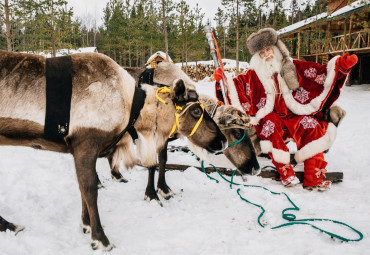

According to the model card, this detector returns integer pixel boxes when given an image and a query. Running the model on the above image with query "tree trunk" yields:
[236,0,239,75]
[128,38,132,67]
[162,0,169,61]
[223,30,226,58]
[5,0,12,51]
[185,24,188,65]
[51,1,56,57]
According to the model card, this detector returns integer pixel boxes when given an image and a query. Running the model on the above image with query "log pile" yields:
[181,63,244,81]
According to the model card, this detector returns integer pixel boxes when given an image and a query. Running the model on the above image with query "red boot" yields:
[303,154,331,190]
[270,153,299,187]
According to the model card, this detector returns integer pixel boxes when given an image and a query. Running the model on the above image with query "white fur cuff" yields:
[260,140,290,164]
[294,123,337,163]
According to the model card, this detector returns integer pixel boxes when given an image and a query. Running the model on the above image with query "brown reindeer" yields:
[0,51,227,250]
[97,63,258,203]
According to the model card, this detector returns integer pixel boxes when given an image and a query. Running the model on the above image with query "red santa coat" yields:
[216,56,351,164]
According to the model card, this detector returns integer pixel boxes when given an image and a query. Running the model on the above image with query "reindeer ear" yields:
[218,114,237,125]
[172,79,186,103]
[187,90,198,100]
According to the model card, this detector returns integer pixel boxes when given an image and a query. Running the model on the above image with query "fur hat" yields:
[246,28,299,91]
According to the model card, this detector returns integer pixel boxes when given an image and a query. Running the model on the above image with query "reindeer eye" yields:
[191,107,202,118]
[232,129,243,140]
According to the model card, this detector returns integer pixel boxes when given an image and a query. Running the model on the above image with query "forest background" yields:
[0,0,331,67]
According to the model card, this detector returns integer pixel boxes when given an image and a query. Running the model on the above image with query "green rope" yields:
[227,130,247,148]
[200,161,363,242]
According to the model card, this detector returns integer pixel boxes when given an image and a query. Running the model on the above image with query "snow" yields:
[1,79,370,254]
[146,51,173,65]
[26,47,97,58]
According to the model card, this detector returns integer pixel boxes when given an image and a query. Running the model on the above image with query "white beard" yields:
[250,45,283,78]
[249,45,283,94]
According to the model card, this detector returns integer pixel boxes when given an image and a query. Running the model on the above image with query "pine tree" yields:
[214,7,228,58]
[161,0,169,61]
[222,0,256,73]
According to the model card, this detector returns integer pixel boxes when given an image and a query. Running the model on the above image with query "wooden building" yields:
[278,0,370,84]
[145,51,173,68]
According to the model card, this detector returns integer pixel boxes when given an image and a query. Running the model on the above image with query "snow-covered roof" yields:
[278,12,328,36]
[73,47,97,53]
[278,0,369,36]
[328,0,370,19]
[145,51,173,65]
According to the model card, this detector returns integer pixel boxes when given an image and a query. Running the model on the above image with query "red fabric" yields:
[214,68,223,82]
[215,81,232,105]
[303,153,327,187]
[338,53,358,70]
[216,59,348,117]
[269,153,296,181]
[214,57,353,185]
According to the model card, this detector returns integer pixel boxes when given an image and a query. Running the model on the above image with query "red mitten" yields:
[338,53,358,70]
[213,68,223,82]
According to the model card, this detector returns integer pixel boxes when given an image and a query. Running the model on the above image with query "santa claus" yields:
[214,28,357,190]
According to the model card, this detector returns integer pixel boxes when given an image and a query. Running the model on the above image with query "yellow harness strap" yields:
[155,87,204,138]
[188,103,204,137]
[168,105,183,137]
[155,87,171,104]
[168,103,204,138]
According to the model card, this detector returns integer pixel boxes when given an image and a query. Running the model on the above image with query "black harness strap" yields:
[44,55,73,139]
[99,87,146,157]
[138,68,168,87]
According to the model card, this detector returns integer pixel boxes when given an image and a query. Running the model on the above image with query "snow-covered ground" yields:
[1,80,370,255]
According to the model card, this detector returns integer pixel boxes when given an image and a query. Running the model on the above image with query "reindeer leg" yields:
[80,197,91,234]
[96,174,104,189]
[108,155,128,183]
[0,216,24,235]
[144,165,162,206]
[72,139,113,251]
[157,140,174,200]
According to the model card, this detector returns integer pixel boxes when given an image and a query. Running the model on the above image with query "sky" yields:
[67,0,221,28]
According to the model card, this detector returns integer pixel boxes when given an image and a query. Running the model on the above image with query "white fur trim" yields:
[260,140,290,164]
[224,73,243,111]
[280,56,340,115]
[248,47,283,125]
[248,63,276,125]
[294,123,337,163]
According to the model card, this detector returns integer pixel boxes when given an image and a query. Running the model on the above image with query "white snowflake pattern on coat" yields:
[294,87,310,103]
[256,98,266,110]
[300,116,319,129]
[261,120,275,137]
[245,83,251,96]
[242,102,251,112]
[314,73,326,85]
[304,67,317,79]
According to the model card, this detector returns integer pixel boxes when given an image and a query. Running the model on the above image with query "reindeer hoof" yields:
[157,188,175,200]
[91,240,115,251]
[0,218,25,235]
[144,195,163,207]
[13,225,25,235]
[112,175,128,183]
[111,172,128,183]
[80,222,91,234]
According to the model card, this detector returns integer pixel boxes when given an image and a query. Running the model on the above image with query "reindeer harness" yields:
[155,87,205,138]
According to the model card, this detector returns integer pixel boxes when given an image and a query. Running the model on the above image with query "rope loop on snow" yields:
[200,160,363,242]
